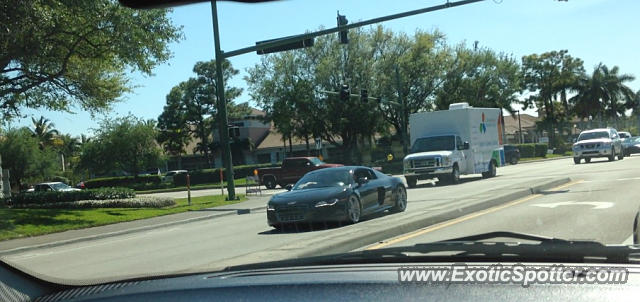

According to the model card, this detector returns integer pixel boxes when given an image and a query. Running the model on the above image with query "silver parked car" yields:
[572,128,624,164]
[33,182,81,192]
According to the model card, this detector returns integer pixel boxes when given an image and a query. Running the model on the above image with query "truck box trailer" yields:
[403,103,505,187]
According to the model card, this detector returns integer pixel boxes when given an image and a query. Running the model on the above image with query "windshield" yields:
[411,136,455,153]
[309,158,326,166]
[50,183,70,190]
[577,131,609,141]
[3,0,640,287]
[293,170,351,190]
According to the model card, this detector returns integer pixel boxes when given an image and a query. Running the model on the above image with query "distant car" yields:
[572,128,624,164]
[626,136,640,156]
[619,132,633,156]
[33,182,81,192]
[162,170,188,183]
[503,145,520,165]
[267,166,407,229]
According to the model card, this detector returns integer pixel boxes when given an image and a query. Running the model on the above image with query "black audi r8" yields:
[266,166,407,229]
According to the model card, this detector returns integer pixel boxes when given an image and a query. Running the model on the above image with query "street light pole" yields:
[396,66,408,155]
[517,110,523,144]
[210,0,236,200]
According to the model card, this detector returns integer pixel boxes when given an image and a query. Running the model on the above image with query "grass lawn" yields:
[136,178,249,194]
[0,194,246,242]
[520,152,572,162]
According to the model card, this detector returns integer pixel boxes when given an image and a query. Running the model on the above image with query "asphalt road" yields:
[362,155,640,250]
[3,155,639,282]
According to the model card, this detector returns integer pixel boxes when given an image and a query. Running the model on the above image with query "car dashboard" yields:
[3,262,640,301]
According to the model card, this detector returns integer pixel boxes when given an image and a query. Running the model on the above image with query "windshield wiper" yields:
[223,231,640,272]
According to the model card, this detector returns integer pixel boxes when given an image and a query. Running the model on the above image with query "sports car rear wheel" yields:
[346,195,361,224]
[390,186,407,213]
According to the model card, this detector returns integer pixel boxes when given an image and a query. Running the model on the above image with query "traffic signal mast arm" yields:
[223,0,486,59]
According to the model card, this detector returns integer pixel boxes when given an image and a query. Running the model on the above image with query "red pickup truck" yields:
[257,157,343,189]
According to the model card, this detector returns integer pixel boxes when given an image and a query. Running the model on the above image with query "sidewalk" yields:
[0,195,271,256]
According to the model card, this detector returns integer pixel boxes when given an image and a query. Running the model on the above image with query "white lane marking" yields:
[531,201,614,210]
[622,234,634,245]
[616,177,640,181]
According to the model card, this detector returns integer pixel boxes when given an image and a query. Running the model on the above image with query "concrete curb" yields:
[518,156,571,164]
[296,177,571,258]
[0,205,267,257]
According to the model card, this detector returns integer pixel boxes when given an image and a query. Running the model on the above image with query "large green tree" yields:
[162,59,246,168]
[78,116,163,178]
[521,50,584,146]
[157,86,191,169]
[0,0,183,119]
[571,64,635,126]
[0,127,58,189]
[435,46,522,113]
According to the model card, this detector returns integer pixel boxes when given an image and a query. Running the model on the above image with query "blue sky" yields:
[12,0,640,136]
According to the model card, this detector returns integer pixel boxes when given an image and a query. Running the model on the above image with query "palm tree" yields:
[30,116,59,149]
[571,64,635,127]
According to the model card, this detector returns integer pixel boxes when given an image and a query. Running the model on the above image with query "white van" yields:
[403,103,505,187]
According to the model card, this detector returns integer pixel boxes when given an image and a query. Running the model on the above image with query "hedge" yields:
[10,196,175,209]
[9,187,135,205]
[534,143,549,157]
[515,143,549,158]
[84,175,162,189]
[173,163,277,186]
[515,144,535,158]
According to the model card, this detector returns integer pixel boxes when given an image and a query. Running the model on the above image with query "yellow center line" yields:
[365,179,584,250]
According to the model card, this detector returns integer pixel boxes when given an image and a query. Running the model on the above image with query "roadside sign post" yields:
[186,174,191,206]
[220,168,224,197]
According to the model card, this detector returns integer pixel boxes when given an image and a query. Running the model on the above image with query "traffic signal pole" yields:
[210,0,236,200]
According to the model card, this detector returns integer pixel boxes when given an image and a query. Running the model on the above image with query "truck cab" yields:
[403,103,505,188]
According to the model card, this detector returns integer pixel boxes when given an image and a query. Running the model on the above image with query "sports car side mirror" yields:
[463,142,470,150]
[357,177,368,186]
[285,184,293,191]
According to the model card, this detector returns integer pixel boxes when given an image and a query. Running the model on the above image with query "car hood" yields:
[270,186,350,205]
[574,138,612,146]
[404,151,453,160]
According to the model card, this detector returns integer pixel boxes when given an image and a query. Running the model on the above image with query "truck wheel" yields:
[584,158,591,163]
[450,164,460,184]
[573,157,581,164]
[406,177,417,188]
[263,176,277,189]
[482,160,496,178]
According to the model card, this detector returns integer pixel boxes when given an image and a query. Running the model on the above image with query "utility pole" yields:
[210,0,236,200]
[517,110,523,144]
[396,66,408,155]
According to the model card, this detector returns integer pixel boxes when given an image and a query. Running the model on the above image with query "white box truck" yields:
[403,103,505,187]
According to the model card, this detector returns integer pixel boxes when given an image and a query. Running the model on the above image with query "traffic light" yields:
[360,89,368,103]
[337,12,348,44]
[339,84,350,101]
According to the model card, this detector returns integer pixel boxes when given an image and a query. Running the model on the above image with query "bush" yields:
[173,163,277,186]
[11,196,175,209]
[84,175,162,189]
[9,187,135,205]
[515,144,535,158]
[534,143,549,157]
